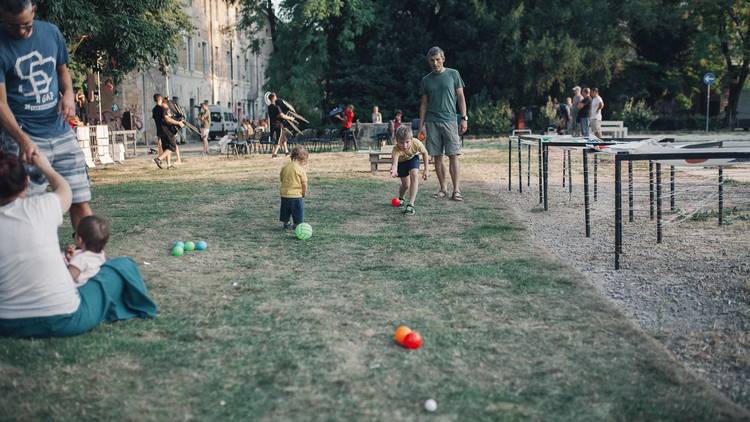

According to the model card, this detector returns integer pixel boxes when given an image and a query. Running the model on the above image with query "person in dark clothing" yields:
[151,94,183,169]
[268,92,294,159]
[577,88,592,137]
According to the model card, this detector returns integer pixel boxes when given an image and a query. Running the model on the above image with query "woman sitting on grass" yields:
[0,151,157,338]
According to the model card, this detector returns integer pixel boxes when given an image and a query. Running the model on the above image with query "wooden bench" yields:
[363,150,432,173]
[600,120,628,138]
[367,151,393,173]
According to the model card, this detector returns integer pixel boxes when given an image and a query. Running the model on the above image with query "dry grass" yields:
[0,140,747,421]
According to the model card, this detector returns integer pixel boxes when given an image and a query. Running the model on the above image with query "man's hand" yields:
[30,149,53,173]
[59,92,75,120]
[390,169,398,178]
[459,120,468,135]
[18,138,40,163]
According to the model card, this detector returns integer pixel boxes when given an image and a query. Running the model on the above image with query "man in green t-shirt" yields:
[418,46,468,202]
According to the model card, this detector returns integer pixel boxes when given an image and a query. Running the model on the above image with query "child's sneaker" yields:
[403,204,415,215]
[282,222,292,230]
[398,198,406,208]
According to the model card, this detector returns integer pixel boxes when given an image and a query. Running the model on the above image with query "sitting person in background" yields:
[0,151,156,338]
[64,215,110,287]
[389,110,403,145]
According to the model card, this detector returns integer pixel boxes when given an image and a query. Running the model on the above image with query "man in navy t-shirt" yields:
[0,0,92,231]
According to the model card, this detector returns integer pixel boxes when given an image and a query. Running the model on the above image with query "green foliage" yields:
[471,100,513,134]
[230,0,748,130]
[541,97,559,129]
[36,0,193,82]
[614,98,656,130]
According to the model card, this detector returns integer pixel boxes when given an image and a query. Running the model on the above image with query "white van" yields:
[208,105,238,139]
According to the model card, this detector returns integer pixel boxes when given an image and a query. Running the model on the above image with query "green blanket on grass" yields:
[0,257,157,338]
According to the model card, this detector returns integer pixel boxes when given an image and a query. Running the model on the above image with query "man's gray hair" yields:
[427,46,444,59]
[1,0,34,15]
[572,86,581,92]
[395,125,413,141]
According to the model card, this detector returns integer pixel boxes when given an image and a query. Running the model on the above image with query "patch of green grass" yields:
[1,161,746,420]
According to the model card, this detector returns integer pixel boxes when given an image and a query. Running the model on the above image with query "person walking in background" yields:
[198,102,210,156]
[268,92,295,159]
[564,97,574,134]
[571,86,583,136]
[590,88,604,138]
[152,98,184,169]
[418,46,468,202]
[0,0,93,232]
[371,106,382,123]
[577,87,592,138]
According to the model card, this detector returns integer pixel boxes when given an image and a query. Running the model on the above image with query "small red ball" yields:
[403,332,423,349]
[391,197,401,207]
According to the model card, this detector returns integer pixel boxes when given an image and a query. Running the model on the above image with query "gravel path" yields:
[496,147,750,408]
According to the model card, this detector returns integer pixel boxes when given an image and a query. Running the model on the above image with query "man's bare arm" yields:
[418,95,428,133]
[456,87,468,134]
[57,64,75,119]
[0,83,39,161]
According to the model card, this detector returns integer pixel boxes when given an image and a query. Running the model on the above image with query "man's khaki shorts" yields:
[590,118,601,133]
[425,120,461,156]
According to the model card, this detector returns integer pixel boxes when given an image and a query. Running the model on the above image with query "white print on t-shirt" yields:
[15,51,56,104]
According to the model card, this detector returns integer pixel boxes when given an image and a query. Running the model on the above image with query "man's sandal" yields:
[432,190,447,199]
[451,191,464,202]
[403,204,415,215]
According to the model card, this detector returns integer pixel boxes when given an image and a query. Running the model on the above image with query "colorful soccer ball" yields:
[184,241,196,252]
[171,246,184,257]
[196,240,208,251]
[295,223,313,240]
[391,197,401,207]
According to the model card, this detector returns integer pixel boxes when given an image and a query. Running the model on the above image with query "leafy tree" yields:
[689,0,750,127]
[36,0,192,83]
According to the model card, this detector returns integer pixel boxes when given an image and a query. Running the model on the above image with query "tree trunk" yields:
[266,0,277,53]
[724,70,748,129]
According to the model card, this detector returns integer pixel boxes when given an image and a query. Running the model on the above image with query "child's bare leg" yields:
[408,169,419,205]
[175,145,182,163]
[164,151,172,167]
[399,176,410,200]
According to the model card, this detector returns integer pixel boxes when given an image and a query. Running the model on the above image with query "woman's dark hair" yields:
[0,151,27,200]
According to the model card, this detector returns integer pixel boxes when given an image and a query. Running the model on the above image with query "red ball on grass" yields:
[391,197,401,207]
[403,332,423,349]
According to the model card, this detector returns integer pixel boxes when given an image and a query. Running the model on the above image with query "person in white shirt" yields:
[65,215,110,287]
[0,151,156,338]
[371,106,383,124]
[590,87,605,138]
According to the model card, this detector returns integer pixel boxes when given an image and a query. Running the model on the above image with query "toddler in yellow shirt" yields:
[390,126,429,215]
[279,146,309,229]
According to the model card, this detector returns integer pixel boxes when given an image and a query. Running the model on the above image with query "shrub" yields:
[471,101,513,134]
[614,98,656,131]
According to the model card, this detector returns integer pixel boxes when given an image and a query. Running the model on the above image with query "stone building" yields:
[113,0,272,143]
